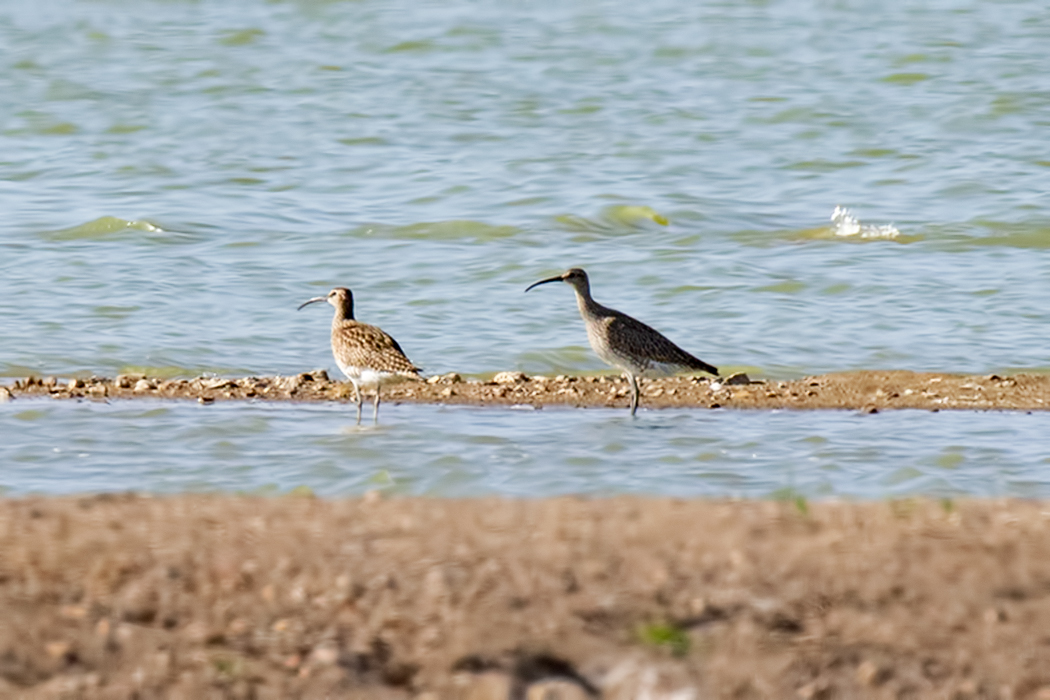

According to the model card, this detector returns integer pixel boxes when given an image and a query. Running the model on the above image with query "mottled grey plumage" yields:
[526,268,719,415]
[298,287,419,424]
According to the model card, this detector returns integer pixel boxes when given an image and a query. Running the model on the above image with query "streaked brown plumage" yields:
[298,287,419,424]
[526,267,719,415]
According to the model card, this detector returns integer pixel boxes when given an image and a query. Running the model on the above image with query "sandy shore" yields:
[5,369,1050,411]
[2,495,1049,699]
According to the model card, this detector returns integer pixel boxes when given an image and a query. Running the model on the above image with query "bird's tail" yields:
[688,357,719,377]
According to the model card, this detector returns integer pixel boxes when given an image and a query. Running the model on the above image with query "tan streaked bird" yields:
[298,287,420,424]
[526,268,719,415]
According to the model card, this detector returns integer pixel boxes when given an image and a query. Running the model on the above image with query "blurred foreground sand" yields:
[2,495,1049,699]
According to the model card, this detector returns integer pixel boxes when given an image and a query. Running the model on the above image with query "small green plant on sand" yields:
[636,622,690,657]
[211,655,243,678]
[890,498,918,519]
[793,495,809,516]
[770,487,809,516]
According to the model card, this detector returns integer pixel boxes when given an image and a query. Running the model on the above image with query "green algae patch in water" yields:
[351,220,519,242]
[12,409,50,422]
[851,147,899,158]
[42,216,162,241]
[934,450,966,470]
[786,159,867,172]
[555,205,670,233]
[337,136,389,147]
[92,306,140,320]
[967,222,1050,250]
[881,72,932,85]
[754,279,807,295]
[219,28,265,47]
[607,205,669,227]
[749,106,833,125]
[38,122,79,136]
[106,123,148,134]
[384,39,437,53]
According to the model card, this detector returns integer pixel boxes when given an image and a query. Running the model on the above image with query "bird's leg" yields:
[627,373,640,416]
[351,381,363,425]
[373,388,381,424]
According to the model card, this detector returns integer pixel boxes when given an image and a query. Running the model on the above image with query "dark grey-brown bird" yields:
[298,287,420,424]
[526,268,719,415]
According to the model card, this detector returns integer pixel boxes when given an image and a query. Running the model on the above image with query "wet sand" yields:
[2,495,1049,699]
[5,369,1050,412]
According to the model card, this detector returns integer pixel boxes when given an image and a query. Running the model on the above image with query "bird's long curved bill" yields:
[297,296,327,310]
[525,275,563,293]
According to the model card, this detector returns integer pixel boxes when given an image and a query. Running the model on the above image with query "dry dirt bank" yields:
[2,495,1049,699]
[5,369,1050,411]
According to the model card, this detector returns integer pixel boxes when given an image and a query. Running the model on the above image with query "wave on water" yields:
[830,206,900,239]
[349,220,520,242]
[41,216,163,241]
[555,205,670,233]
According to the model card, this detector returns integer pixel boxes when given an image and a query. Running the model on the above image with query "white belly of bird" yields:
[586,326,642,374]
[591,338,684,378]
[339,367,398,391]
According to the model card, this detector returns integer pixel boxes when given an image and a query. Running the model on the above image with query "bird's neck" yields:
[572,285,604,319]
[331,305,355,325]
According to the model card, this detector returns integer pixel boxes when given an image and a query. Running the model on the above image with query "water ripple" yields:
[2,400,1048,499]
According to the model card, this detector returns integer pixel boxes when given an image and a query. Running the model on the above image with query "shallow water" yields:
[2,1,1049,497]
[3,399,1049,499]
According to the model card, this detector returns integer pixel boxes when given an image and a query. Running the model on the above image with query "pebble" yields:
[115,374,143,388]
[856,660,879,685]
[454,672,511,700]
[45,641,71,659]
[308,645,339,666]
[525,679,591,700]
[203,378,235,390]
[492,371,528,384]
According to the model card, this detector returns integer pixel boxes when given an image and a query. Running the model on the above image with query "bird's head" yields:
[298,287,354,318]
[525,267,590,294]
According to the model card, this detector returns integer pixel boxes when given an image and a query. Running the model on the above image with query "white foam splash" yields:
[831,206,900,239]
[129,219,162,232]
